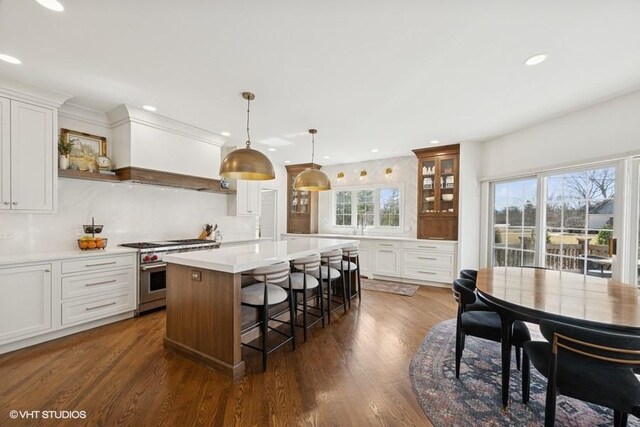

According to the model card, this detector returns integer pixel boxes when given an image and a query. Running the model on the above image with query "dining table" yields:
[476,267,640,408]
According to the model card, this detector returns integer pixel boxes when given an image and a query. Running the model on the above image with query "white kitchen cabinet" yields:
[0,96,10,211]
[229,179,261,215]
[0,251,137,354]
[0,264,52,343]
[0,97,55,211]
[357,239,373,277]
[374,241,401,276]
[403,240,457,284]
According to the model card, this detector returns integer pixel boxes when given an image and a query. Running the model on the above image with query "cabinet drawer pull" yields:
[2,202,9,205]
[378,243,393,246]
[85,261,117,267]
[44,269,51,272]
[11,202,17,205]
[418,246,437,249]
[379,250,394,253]
[85,302,117,311]
[85,279,117,287]
[418,271,437,275]
[417,257,437,260]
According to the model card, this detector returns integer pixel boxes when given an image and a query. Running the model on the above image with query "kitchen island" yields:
[163,238,356,379]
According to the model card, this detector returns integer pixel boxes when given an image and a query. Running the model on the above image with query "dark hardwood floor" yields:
[0,286,456,426]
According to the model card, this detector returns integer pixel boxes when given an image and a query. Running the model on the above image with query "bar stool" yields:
[312,249,347,324]
[287,253,325,342]
[330,245,361,309]
[241,261,296,372]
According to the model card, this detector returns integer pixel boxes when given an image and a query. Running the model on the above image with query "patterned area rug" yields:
[360,278,419,296]
[409,319,639,426]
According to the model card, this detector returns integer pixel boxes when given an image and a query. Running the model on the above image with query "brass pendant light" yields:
[293,129,331,191]
[219,92,275,180]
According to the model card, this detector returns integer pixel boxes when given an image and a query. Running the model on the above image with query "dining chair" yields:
[524,320,640,427]
[459,269,477,282]
[241,261,296,371]
[455,276,492,312]
[288,253,325,342]
[453,279,531,403]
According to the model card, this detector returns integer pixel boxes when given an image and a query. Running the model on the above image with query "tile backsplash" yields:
[0,178,257,256]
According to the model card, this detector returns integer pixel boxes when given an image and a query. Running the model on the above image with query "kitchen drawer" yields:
[403,265,453,284]
[374,240,401,250]
[62,269,134,300]
[403,240,455,253]
[403,251,454,268]
[61,254,134,274]
[61,291,134,326]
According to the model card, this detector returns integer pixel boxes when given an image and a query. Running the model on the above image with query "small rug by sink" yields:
[360,278,418,296]
[409,319,637,426]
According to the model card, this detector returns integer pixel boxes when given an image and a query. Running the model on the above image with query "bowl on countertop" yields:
[77,237,108,250]
[442,194,454,201]
[425,196,435,202]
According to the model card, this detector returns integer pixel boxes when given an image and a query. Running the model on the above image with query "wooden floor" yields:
[0,286,456,427]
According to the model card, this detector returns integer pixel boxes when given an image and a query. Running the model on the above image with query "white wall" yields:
[260,164,288,240]
[481,89,640,179]
[458,141,482,269]
[318,156,417,237]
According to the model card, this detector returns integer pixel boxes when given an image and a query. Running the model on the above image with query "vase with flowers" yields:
[58,135,73,170]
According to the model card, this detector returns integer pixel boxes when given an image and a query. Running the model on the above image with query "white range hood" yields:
[106,104,225,180]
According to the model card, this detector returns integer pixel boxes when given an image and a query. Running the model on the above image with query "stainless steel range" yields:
[120,239,220,314]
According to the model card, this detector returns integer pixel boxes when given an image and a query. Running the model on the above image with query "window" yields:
[335,191,352,226]
[379,188,401,227]
[488,164,618,279]
[333,186,402,229]
[544,166,615,275]
[491,178,537,267]
[357,190,375,226]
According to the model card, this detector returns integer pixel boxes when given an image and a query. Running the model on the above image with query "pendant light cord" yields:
[246,97,251,149]
[311,132,315,164]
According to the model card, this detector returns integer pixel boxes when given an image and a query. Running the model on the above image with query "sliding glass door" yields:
[543,166,616,277]
[489,164,621,279]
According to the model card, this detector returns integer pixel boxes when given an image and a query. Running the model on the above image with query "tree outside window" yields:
[357,190,375,226]
[335,191,352,226]
[379,188,400,226]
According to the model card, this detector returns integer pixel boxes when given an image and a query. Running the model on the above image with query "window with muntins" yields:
[333,186,402,229]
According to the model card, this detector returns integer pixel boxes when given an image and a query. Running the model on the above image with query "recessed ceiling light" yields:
[324,155,330,159]
[36,0,64,12]
[220,131,231,137]
[284,160,291,164]
[267,148,276,152]
[371,149,379,153]
[142,105,157,112]
[524,53,548,66]
[430,140,440,144]
[0,54,21,65]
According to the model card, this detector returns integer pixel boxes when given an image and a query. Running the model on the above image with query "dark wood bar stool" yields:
[241,261,296,371]
[288,253,325,342]
[312,249,347,324]
[330,245,361,309]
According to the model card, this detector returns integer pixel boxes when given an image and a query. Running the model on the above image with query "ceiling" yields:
[1,1,640,166]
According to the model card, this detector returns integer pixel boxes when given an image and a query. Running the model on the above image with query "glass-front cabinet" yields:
[286,163,320,234]
[413,145,460,240]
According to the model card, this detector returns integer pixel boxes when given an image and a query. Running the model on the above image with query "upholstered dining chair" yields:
[312,249,347,324]
[452,279,531,403]
[459,269,477,282]
[524,320,640,427]
[456,275,492,312]
[241,261,296,371]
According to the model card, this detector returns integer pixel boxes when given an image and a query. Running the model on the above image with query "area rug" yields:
[360,278,419,296]
[409,319,639,427]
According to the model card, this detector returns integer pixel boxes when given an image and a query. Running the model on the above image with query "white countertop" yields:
[164,237,357,273]
[0,247,138,266]
[282,233,457,243]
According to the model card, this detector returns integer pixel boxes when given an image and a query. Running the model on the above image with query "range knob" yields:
[151,255,158,261]
[143,255,151,262]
